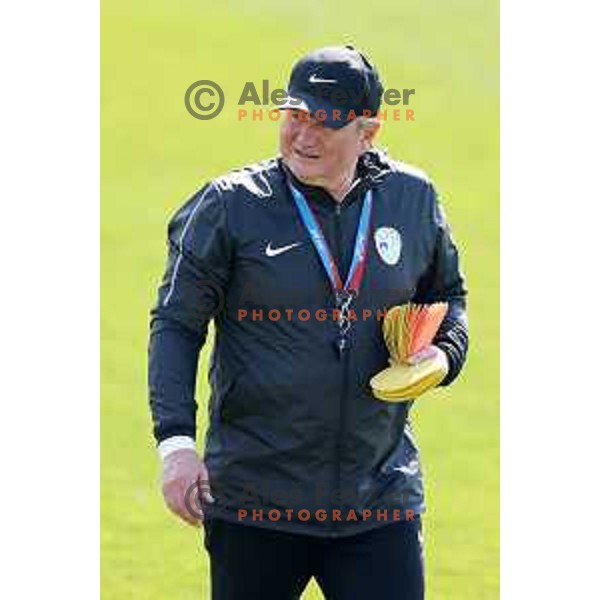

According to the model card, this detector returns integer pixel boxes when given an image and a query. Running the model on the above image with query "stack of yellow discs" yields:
[370,303,449,403]
[370,354,448,402]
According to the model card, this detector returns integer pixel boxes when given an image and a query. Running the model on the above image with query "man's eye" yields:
[290,110,313,122]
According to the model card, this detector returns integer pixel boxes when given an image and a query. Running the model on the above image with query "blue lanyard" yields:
[289,184,373,353]
[289,185,373,298]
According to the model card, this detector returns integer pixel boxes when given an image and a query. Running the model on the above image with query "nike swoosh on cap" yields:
[308,74,338,84]
[265,241,302,257]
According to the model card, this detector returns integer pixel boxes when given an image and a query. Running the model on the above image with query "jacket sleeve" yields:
[148,182,232,443]
[413,184,468,386]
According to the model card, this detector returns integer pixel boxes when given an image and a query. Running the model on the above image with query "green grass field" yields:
[101,0,499,597]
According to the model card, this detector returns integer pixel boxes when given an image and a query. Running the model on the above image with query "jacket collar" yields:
[278,150,389,211]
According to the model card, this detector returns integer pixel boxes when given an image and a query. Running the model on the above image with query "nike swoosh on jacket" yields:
[265,241,302,257]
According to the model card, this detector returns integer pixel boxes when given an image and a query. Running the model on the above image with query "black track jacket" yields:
[148,149,468,537]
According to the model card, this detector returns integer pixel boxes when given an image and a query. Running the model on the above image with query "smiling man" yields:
[149,46,468,599]
[280,109,377,200]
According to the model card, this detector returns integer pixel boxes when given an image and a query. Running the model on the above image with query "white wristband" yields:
[157,435,196,461]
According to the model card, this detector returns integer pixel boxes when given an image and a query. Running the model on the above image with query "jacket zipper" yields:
[332,200,350,537]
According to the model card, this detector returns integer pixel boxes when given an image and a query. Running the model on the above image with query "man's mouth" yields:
[293,147,320,160]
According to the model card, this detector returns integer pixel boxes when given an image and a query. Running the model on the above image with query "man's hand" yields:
[407,344,449,370]
[161,448,214,527]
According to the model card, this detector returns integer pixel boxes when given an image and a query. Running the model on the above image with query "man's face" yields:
[279,110,378,187]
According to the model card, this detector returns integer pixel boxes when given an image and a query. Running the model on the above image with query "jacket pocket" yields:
[218,375,242,422]
[379,439,406,476]
[378,428,420,477]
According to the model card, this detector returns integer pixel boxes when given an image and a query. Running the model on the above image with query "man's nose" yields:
[295,121,319,146]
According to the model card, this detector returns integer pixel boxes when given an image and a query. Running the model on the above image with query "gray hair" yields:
[356,116,380,131]
[356,117,380,149]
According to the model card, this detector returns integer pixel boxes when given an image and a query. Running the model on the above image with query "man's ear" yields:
[360,120,381,150]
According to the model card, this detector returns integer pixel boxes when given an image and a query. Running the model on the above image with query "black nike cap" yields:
[279,46,384,129]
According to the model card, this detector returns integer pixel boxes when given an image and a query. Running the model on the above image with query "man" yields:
[149,46,468,599]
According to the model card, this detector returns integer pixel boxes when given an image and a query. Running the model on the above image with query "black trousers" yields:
[202,517,424,600]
